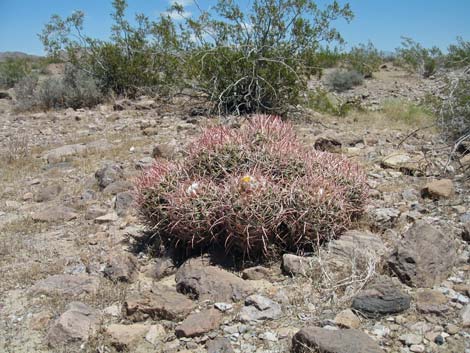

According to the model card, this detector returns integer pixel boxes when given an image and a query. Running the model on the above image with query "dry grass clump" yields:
[137,115,368,259]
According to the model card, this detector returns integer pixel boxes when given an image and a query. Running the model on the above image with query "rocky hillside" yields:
[0,70,469,353]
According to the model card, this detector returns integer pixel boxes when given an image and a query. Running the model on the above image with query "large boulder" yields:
[175,258,254,302]
[388,221,456,287]
[292,327,384,353]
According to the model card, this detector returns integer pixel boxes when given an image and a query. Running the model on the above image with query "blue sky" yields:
[0,0,469,55]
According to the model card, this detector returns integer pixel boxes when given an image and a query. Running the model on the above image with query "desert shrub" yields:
[14,65,103,110]
[346,42,382,78]
[326,69,363,92]
[137,115,368,259]
[183,0,353,115]
[0,58,31,88]
[438,72,470,140]
[395,37,443,78]
[40,1,186,98]
[446,37,470,68]
[13,75,39,110]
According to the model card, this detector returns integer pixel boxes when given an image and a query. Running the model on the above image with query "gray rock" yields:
[241,266,270,280]
[239,295,282,322]
[103,253,138,282]
[103,180,133,195]
[32,206,78,222]
[29,274,99,297]
[292,326,384,353]
[461,304,470,327]
[135,156,155,170]
[388,221,456,287]
[34,184,62,202]
[207,337,235,353]
[95,162,124,189]
[351,276,411,317]
[43,144,87,164]
[46,302,100,346]
[144,257,176,280]
[175,258,254,302]
[85,204,107,220]
[282,254,312,276]
[115,191,134,216]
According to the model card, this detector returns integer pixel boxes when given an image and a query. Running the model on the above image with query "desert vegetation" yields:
[1,1,470,353]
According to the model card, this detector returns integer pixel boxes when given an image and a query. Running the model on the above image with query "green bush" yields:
[395,37,442,78]
[0,58,31,88]
[346,42,382,78]
[307,88,356,116]
[40,0,353,114]
[13,75,39,110]
[137,116,368,259]
[326,69,363,92]
[446,37,470,68]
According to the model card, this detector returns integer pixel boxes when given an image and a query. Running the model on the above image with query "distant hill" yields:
[0,52,43,62]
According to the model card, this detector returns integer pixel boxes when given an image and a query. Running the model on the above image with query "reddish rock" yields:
[421,179,454,199]
[124,285,195,321]
[175,309,222,338]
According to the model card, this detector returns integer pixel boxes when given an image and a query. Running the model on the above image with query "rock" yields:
[292,327,384,353]
[369,207,400,225]
[238,295,282,322]
[124,285,195,321]
[206,337,235,353]
[32,206,78,222]
[144,257,176,280]
[135,156,155,170]
[410,344,425,353]
[95,162,124,189]
[460,154,470,167]
[421,179,454,199]
[399,333,422,346]
[351,276,411,317]
[282,254,312,276]
[145,324,166,345]
[46,302,100,346]
[461,304,470,327]
[152,143,176,160]
[85,204,107,220]
[115,191,134,216]
[314,136,342,153]
[43,144,87,164]
[29,274,99,297]
[106,324,149,349]
[381,153,410,169]
[103,253,138,282]
[103,180,133,195]
[34,184,62,202]
[175,258,254,302]
[388,221,456,287]
[416,289,448,315]
[328,230,386,265]
[29,311,53,330]
[334,309,361,329]
[94,212,119,223]
[241,266,270,280]
[175,309,222,337]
